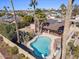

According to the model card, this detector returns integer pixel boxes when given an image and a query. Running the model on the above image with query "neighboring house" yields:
[70,15,79,28]
[0,10,3,13]
[47,14,56,19]
[46,12,57,19]
[0,15,21,23]
[75,15,79,20]
[43,19,64,34]
[46,10,62,19]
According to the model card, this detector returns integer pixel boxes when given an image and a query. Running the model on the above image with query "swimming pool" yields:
[31,36,51,57]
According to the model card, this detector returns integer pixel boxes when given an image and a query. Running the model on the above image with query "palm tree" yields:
[62,0,74,59]
[35,9,46,33]
[3,6,8,18]
[10,0,20,43]
[3,6,8,12]
[73,4,79,16]
[60,4,66,17]
[29,0,38,33]
[3,6,10,18]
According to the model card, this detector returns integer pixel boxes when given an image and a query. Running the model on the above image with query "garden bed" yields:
[0,36,29,59]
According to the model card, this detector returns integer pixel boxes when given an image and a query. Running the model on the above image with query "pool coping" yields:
[26,33,61,59]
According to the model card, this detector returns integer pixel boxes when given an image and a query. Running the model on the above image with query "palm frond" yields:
[3,6,7,11]
[29,0,37,7]
[29,3,32,7]
[10,0,15,10]
[72,0,75,4]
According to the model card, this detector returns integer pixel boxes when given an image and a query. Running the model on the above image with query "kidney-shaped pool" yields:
[30,36,51,57]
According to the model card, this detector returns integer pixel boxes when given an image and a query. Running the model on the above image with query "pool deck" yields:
[27,32,61,59]
[42,33,61,59]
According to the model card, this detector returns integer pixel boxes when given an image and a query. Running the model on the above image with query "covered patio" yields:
[43,20,64,35]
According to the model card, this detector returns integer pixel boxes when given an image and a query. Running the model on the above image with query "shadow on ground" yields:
[11,34,43,59]
[17,43,43,59]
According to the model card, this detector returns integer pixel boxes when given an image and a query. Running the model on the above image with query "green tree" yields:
[60,4,66,18]
[68,41,75,59]
[18,15,33,28]
[35,9,46,33]
[0,12,5,17]
[0,23,16,40]
[22,15,33,25]
[17,12,25,17]
[73,46,79,59]
[73,4,79,16]
[3,6,13,17]
[68,41,79,59]
[29,0,38,33]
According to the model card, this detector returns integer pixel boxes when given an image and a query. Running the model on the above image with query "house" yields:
[0,15,21,23]
[43,19,64,34]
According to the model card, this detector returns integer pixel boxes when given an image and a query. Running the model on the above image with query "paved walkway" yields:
[0,53,5,59]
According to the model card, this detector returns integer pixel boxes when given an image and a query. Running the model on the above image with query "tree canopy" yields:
[60,4,66,15]
[35,9,46,22]
[72,4,79,16]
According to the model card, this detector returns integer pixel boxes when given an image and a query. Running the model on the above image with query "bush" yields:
[0,23,16,40]
[18,15,33,28]
[18,53,29,59]
[23,32,34,43]
[8,46,18,55]
[68,40,74,47]
[73,46,79,58]
[0,12,5,17]
[22,15,33,26]
[28,32,34,40]
[67,40,79,59]
[18,22,26,28]
[17,12,25,17]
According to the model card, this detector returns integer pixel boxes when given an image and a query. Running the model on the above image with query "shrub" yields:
[0,23,16,40]
[18,22,26,28]
[8,46,18,55]
[67,40,79,58]
[22,15,33,26]
[0,12,5,17]
[73,46,79,59]
[18,53,29,59]
[28,32,34,40]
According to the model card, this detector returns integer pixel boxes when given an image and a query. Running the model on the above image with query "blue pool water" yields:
[31,36,51,57]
